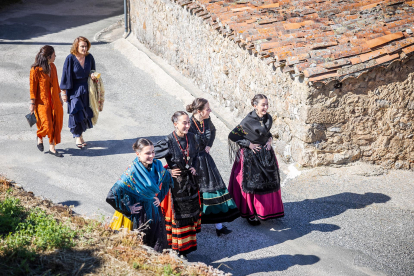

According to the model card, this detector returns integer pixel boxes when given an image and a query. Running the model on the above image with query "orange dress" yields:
[30,64,64,144]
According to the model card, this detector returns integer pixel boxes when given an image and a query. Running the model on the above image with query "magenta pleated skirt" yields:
[228,148,284,220]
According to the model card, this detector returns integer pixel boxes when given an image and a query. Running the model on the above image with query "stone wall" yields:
[129,0,414,170]
[305,59,414,170]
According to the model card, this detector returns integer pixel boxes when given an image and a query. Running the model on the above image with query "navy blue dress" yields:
[60,54,95,137]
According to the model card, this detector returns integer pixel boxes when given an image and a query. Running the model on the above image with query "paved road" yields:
[1,1,413,275]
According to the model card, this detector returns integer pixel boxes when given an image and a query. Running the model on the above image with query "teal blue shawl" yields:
[111,158,173,224]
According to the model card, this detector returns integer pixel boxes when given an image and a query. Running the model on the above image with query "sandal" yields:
[37,137,44,152]
[75,138,83,149]
[80,136,87,147]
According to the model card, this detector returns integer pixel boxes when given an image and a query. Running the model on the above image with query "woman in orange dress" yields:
[29,45,64,157]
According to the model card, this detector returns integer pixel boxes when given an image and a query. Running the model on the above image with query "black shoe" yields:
[37,137,44,152]
[246,217,261,226]
[216,226,232,237]
[49,150,63,157]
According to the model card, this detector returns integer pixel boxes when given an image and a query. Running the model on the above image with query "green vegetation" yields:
[0,194,78,274]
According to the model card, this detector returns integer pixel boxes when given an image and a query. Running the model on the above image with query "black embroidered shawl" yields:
[154,132,201,227]
[228,111,280,194]
[189,116,227,193]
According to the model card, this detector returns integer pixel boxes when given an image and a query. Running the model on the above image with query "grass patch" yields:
[0,176,230,275]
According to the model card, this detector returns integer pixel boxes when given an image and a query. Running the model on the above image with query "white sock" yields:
[215,223,223,230]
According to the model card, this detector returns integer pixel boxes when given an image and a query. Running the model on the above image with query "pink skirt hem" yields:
[228,148,284,220]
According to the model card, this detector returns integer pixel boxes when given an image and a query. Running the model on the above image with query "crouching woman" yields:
[106,138,173,252]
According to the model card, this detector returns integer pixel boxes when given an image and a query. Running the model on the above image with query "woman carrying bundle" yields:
[228,94,284,226]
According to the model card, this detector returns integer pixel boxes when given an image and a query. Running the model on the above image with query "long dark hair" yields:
[31,45,54,74]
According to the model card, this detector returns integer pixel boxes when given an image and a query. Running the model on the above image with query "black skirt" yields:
[194,151,227,193]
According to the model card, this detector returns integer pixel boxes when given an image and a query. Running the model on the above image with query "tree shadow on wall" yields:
[189,192,391,275]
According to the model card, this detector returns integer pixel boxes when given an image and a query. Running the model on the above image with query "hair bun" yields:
[186,103,194,113]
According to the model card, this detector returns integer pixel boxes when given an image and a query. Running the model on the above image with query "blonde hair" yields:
[70,36,91,56]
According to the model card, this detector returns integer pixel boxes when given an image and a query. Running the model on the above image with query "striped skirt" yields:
[160,191,201,255]
[201,188,240,224]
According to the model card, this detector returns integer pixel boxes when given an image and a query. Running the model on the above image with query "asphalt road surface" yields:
[1,1,413,275]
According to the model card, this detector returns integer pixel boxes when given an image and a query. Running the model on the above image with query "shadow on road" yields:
[219,254,320,276]
[191,192,391,274]
[60,136,165,157]
[266,192,392,243]
[0,0,123,40]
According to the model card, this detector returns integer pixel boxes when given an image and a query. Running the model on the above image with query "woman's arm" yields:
[60,56,73,91]
[90,54,96,71]
[228,125,251,148]
[29,69,38,113]
[106,185,142,216]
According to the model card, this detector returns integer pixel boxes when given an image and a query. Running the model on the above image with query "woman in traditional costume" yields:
[29,45,64,157]
[155,111,201,256]
[228,94,284,226]
[187,98,239,236]
[60,36,96,149]
[106,138,173,252]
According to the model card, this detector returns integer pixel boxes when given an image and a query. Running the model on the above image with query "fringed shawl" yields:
[110,158,173,224]
[228,111,272,163]
[88,71,105,125]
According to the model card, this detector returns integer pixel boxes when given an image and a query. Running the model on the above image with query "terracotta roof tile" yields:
[402,45,414,54]
[193,0,414,82]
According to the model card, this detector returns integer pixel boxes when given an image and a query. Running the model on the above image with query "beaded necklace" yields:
[172,131,189,164]
[192,117,205,134]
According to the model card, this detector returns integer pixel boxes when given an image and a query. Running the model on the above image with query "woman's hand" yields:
[61,91,67,103]
[170,168,181,178]
[29,103,35,114]
[91,74,98,82]
[265,137,273,150]
[153,197,160,207]
[189,167,197,175]
[249,142,261,153]
[128,203,142,214]
[205,146,211,154]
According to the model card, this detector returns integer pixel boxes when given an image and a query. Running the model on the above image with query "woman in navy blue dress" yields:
[60,36,97,148]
